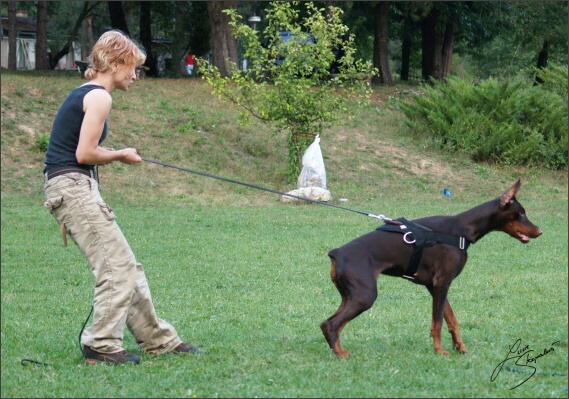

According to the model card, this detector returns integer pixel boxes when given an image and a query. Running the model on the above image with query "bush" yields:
[35,133,50,153]
[199,1,376,182]
[399,67,568,170]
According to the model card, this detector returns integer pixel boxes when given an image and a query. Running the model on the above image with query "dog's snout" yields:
[527,220,542,238]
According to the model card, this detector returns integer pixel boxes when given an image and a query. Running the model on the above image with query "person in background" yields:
[185,51,195,76]
[43,30,199,365]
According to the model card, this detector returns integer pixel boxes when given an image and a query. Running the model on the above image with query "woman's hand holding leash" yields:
[119,147,141,164]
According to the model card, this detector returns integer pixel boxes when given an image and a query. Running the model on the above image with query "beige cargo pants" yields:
[44,172,182,355]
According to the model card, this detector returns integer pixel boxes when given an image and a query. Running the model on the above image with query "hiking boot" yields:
[172,342,200,354]
[83,345,140,365]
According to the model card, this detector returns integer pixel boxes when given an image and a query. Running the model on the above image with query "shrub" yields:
[399,67,568,170]
[199,1,376,181]
[35,133,50,153]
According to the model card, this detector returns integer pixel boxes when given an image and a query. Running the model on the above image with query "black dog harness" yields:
[376,218,470,280]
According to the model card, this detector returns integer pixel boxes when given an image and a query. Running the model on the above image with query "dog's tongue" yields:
[518,232,530,243]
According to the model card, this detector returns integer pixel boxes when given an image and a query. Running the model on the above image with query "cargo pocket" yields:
[98,202,116,221]
[44,196,64,212]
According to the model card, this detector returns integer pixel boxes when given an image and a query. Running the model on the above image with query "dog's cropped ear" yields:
[500,178,521,209]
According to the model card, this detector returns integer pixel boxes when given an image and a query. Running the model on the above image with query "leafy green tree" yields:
[458,1,568,80]
[166,1,210,74]
[199,1,376,181]
[46,1,101,70]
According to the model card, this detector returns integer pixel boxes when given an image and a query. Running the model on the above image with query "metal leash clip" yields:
[369,213,392,222]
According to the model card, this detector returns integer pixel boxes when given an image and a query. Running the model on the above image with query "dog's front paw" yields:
[334,348,351,358]
[453,342,469,354]
[434,348,449,356]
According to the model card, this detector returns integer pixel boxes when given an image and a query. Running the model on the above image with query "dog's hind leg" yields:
[320,258,378,358]
[443,300,468,353]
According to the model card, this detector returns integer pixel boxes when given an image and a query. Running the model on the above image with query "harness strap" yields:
[377,218,470,280]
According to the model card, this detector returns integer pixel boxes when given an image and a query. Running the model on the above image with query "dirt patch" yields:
[330,128,452,180]
[18,124,36,139]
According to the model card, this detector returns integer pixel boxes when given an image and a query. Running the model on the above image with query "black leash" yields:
[141,157,391,222]
[78,305,94,357]
[24,157,387,368]
[21,304,93,367]
[21,359,50,367]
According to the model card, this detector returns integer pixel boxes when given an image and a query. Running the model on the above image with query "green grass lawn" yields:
[1,71,567,397]
[2,194,567,397]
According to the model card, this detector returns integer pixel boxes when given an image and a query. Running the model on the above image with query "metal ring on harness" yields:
[403,232,416,244]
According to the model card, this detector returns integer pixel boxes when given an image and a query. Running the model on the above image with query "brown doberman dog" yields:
[320,179,542,357]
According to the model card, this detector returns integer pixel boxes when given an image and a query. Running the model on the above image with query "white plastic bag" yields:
[297,135,327,190]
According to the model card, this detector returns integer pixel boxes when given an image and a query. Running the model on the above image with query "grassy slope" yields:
[2,70,566,207]
[1,71,567,398]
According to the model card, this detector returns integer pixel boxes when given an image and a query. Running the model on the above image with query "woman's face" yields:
[113,63,139,91]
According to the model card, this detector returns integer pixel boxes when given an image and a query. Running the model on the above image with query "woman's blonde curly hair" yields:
[85,30,146,80]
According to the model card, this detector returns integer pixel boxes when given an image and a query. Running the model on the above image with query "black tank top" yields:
[44,85,108,173]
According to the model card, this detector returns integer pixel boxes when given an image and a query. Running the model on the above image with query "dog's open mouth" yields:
[517,231,530,243]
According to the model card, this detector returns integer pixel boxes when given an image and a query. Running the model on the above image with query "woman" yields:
[43,30,198,365]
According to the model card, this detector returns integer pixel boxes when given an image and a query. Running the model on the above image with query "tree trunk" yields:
[372,1,393,86]
[189,1,210,59]
[536,40,549,69]
[421,11,434,80]
[49,2,99,69]
[108,1,130,36]
[171,1,188,74]
[400,14,412,81]
[207,1,238,77]
[535,39,550,84]
[35,1,49,70]
[441,23,455,79]
[139,1,158,77]
[325,1,338,22]
[421,8,443,81]
[7,1,17,70]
